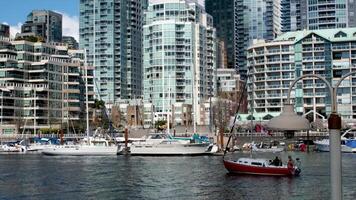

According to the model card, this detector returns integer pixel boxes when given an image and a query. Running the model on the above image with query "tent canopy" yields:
[236,112,281,123]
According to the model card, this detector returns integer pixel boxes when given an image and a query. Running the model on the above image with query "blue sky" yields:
[0,0,79,40]
[0,0,205,41]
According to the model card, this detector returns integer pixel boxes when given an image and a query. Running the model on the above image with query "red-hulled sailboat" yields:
[223,157,301,176]
[222,77,301,177]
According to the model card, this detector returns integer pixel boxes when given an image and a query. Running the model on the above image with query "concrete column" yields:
[328,113,342,200]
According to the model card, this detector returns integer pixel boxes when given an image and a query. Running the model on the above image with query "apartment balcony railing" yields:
[332,45,349,50]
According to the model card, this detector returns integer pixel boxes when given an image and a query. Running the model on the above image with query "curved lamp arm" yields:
[286,74,334,112]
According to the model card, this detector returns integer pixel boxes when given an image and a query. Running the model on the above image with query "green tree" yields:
[155,119,167,131]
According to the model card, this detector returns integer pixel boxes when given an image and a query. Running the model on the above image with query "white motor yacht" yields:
[128,133,218,156]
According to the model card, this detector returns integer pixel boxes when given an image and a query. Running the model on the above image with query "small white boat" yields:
[251,142,284,153]
[314,139,354,153]
[42,137,118,156]
[128,133,218,156]
[1,141,27,153]
[314,129,356,153]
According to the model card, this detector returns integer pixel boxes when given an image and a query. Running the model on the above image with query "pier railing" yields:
[0,131,328,141]
[0,134,87,140]
[229,131,328,137]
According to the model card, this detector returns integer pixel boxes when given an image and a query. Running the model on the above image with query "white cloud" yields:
[9,22,22,39]
[60,12,79,41]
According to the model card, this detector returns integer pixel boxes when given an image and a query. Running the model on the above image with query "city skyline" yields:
[0,0,79,40]
[0,0,205,41]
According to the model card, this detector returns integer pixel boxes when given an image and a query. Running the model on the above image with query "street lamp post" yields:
[268,73,356,200]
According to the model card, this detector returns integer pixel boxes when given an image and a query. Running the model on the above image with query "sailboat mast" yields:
[250,70,254,157]
[84,48,89,139]
[192,53,197,134]
[167,73,170,134]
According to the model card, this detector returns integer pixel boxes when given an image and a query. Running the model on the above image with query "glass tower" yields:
[80,0,144,103]
[234,0,280,77]
[205,0,235,69]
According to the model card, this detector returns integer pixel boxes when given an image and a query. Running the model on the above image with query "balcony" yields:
[332,45,349,50]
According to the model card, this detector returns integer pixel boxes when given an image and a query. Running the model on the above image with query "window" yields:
[335,31,347,38]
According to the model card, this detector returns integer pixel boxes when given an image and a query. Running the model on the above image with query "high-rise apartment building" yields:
[247,28,356,122]
[18,10,62,42]
[307,0,356,30]
[0,24,10,38]
[79,0,144,104]
[205,0,235,69]
[280,0,303,32]
[233,0,281,77]
[62,36,79,50]
[143,0,216,122]
[205,0,281,77]
[0,37,94,134]
[281,0,356,31]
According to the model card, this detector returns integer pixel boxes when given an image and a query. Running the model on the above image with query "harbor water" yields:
[0,152,355,200]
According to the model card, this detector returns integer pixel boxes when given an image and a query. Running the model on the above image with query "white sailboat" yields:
[42,48,118,156]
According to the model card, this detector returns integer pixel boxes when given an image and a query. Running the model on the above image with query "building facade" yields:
[247,28,356,122]
[216,68,248,113]
[280,0,304,32]
[0,37,94,134]
[281,0,356,32]
[307,0,356,30]
[18,10,62,43]
[205,0,235,69]
[62,36,79,50]
[233,0,281,77]
[143,0,216,125]
[79,0,144,103]
[0,24,10,38]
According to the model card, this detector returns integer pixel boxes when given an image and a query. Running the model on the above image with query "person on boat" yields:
[295,158,301,168]
[287,156,294,169]
[272,156,280,166]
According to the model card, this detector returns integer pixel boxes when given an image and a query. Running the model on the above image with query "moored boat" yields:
[251,141,284,153]
[314,129,356,153]
[128,133,218,156]
[42,136,118,156]
[0,140,27,153]
[223,157,301,176]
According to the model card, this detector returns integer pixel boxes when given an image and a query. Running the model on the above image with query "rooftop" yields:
[275,28,356,43]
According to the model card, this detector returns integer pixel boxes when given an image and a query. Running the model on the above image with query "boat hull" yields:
[129,143,213,156]
[223,160,298,176]
[252,147,284,153]
[314,140,354,153]
[42,145,118,156]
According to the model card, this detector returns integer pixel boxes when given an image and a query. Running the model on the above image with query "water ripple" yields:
[0,152,355,199]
